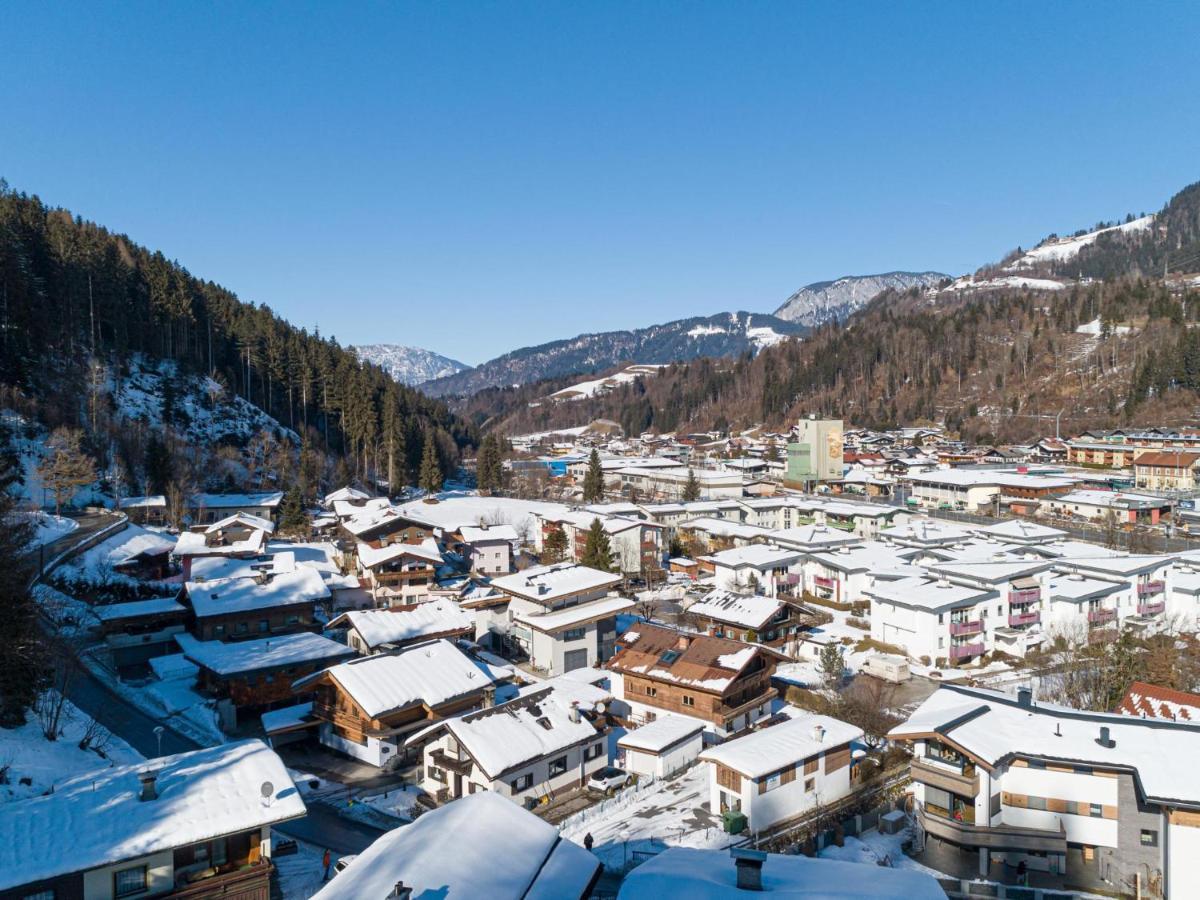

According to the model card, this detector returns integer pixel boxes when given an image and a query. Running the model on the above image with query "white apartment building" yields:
[893,684,1200,896]
[703,545,803,598]
[699,713,864,832]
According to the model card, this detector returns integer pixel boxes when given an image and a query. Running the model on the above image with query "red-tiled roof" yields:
[1116,681,1200,722]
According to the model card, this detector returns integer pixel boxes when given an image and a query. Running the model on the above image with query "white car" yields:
[587,766,632,795]
[333,855,357,876]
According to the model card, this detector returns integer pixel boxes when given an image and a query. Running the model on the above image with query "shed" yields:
[618,716,705,779]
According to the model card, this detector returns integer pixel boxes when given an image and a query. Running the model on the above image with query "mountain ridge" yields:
[773,271,949,325]
[353,344,469,386]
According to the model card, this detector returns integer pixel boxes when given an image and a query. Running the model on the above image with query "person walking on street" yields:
[322,848,332,881]
[583,832,594,851]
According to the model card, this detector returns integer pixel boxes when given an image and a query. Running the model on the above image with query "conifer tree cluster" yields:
[580,517,614,572]
[582,449,604,503]
[475,433,506,494]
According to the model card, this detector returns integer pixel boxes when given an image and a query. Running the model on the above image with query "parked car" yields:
[587,766,632,795]
[334,855,357,876]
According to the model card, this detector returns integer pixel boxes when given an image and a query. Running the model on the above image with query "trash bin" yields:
[722,809,748,835]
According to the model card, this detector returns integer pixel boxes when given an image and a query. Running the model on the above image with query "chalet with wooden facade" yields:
[0,740,305,900]
[327,599,473,655]
[94,596,189,668]
[183,568,330,640]
[176,632,353,727]
[295,638,508,767]
[683,589,815,645]
[355,538,443,606]
[606,624,784,738]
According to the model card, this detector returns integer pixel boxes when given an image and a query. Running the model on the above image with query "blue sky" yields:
[2,2,1198,365]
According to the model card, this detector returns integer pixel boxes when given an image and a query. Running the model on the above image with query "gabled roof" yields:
[185,567,330,618]
[684,589,782,630]
[204,511,276,534]
[607,623,781,694]
[0,740,304,892]
[490,562,621,603]
[298,639,504,719]
[356,537,443,568]
[891,684,1200,806]
[176,631,352,677]
[309,792,598,900]
[700,712,863,778]
[1117,681,1200,722]
[328,599,473,650]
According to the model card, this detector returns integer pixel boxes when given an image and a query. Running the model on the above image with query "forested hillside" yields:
[469,179,1200,443]
[0,183,473,498]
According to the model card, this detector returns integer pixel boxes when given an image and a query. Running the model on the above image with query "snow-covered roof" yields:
[310,791,598,900]
[204,511,276,534]
[516,669,613,708]
[61,524,176,577]
[431,688,600,779]
[323,485,372,506]
[190,490,284,509]
[700,713,863,778]
[490,562,622,603]
[880,518,977,546]
[1117,681,1200,723]
[0,740,305,891]
[704,544,801,570]
[176,632,351,676]
[305,639,504,718]
[807,542,909,574]
[770,524,860,550]
[892,684,1200,806]
[609,624,777,693]
[459,523,519,543]
[174,528,266,557]
[685,589,782,629]
[976,518,1068,543]
[618,715,705,753]
[260,701,315,735]
[93,596,186,621]
[119,494,166,509]
[186,567,330,618]
[866,576,993,612]
[905,469,1075,490]
[678,517,773,541]
[356,537,443,568]
[513,594,634,633]
[1045,573,1124,602]
[927,559,1053,585]
[329,599,473,649]
[619,847,945,900]
[1055,553,1171,577]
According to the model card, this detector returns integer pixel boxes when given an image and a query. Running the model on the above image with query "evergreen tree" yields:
[682,467,701,502]
[582,449,604,503]
[144,432,172,496]
[476,434,500,494]
[0,431,41,726]
[543,524,568,563]
[37,427,97,515]
[580,517,614,572]
[818,642,845,688]
[277,485,310,537]
[419,433,443,495]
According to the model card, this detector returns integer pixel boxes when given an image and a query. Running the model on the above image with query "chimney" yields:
[137,769,159,802]
[569,701,581,723]
[812,723,826,742]
[482,685,496,709]
[1017,687,1032,708]
[676,634,692,651]
[1096,726,1115,749]
[391,882,413,900]
[731,848,766,891]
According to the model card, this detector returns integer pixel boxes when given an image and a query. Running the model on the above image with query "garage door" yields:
[563,649,588,672]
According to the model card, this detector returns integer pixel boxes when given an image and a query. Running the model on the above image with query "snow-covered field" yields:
[549,365,667,402]
[25,511,78,548]
[818,826,945,877]
[1007,215,1154,269]
[0,694,142,805]
[943,274,1068,293]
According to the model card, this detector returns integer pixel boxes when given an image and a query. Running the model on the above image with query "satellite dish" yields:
[593,702,607,714]
[260,781,274,800]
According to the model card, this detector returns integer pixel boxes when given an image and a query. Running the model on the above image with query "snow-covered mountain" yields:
[773,271,949,326]
[353,344,470,386]
[1003,215,1156,271]
[420,311,806,398]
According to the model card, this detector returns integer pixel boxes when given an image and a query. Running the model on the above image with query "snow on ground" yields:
[818,826,945,877]
[359,785,426,822]
[24,512,78,549]
[275,839,340,900]
[55,523,176,587]
[559,763,734,873]
[943,275,1068,293]
[549,365,667,402]
[1007,215,1154,269]
[90,652,225,747]
[1075,317,1133,336]
[747,326,786,350]
[0,693,142,804]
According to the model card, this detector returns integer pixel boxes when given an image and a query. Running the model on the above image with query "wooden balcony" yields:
[1008,611,1040,627]
[1137,580,1165,597]
[948,642,983,660]
[171,861,272,899]
[1137,600,1166,616]
[429,748,474,776]
[911,757,979,797]
[917,805,1067,855]
[1008,588,1041,605]
[1087,608,1117,625]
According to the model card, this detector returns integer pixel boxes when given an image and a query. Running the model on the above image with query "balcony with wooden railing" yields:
[1087,607,1117,625]
[917,805,1067,855]
[949,619,983,637]
[1137,580,1165,597]
[911,756,980,797]
[172,861,273,899]
[1137,600,1166,616]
